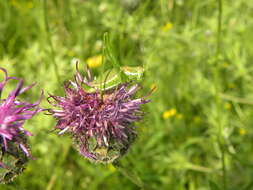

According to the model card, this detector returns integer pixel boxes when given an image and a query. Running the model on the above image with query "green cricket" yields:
[83,66,144,93]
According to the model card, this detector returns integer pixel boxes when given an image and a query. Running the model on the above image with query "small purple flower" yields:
[0,68,42,183]
[48,64,149,163]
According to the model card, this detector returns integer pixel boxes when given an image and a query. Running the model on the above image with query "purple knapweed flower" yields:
[0,68,42,183]
[48,64,149,163]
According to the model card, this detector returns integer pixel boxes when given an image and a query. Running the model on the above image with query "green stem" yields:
[216,0,226,189]
[43,0,61,84]
[222,146,227,190]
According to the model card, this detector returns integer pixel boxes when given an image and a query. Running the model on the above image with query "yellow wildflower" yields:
[163,108,177,120]
[86,55,103,68]
[224,102,232,110]
[239,128,246,136]
[161,22,173,32]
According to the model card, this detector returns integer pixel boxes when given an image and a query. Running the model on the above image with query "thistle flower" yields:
[48,64,149,163]
[0,68,42,183]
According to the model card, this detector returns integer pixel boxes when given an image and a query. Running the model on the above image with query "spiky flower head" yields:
[48,64,149,163]
[0,68,42,183]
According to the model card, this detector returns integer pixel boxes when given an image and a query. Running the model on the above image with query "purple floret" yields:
[0,68,42,158]
[48,64,149,163]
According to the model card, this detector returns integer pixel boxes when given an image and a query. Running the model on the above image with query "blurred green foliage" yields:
[1,0,253,189]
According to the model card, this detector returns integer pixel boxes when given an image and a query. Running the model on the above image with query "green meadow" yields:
[1,0,253,189]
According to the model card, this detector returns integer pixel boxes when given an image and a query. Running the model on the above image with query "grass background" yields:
[1,0,253,189]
